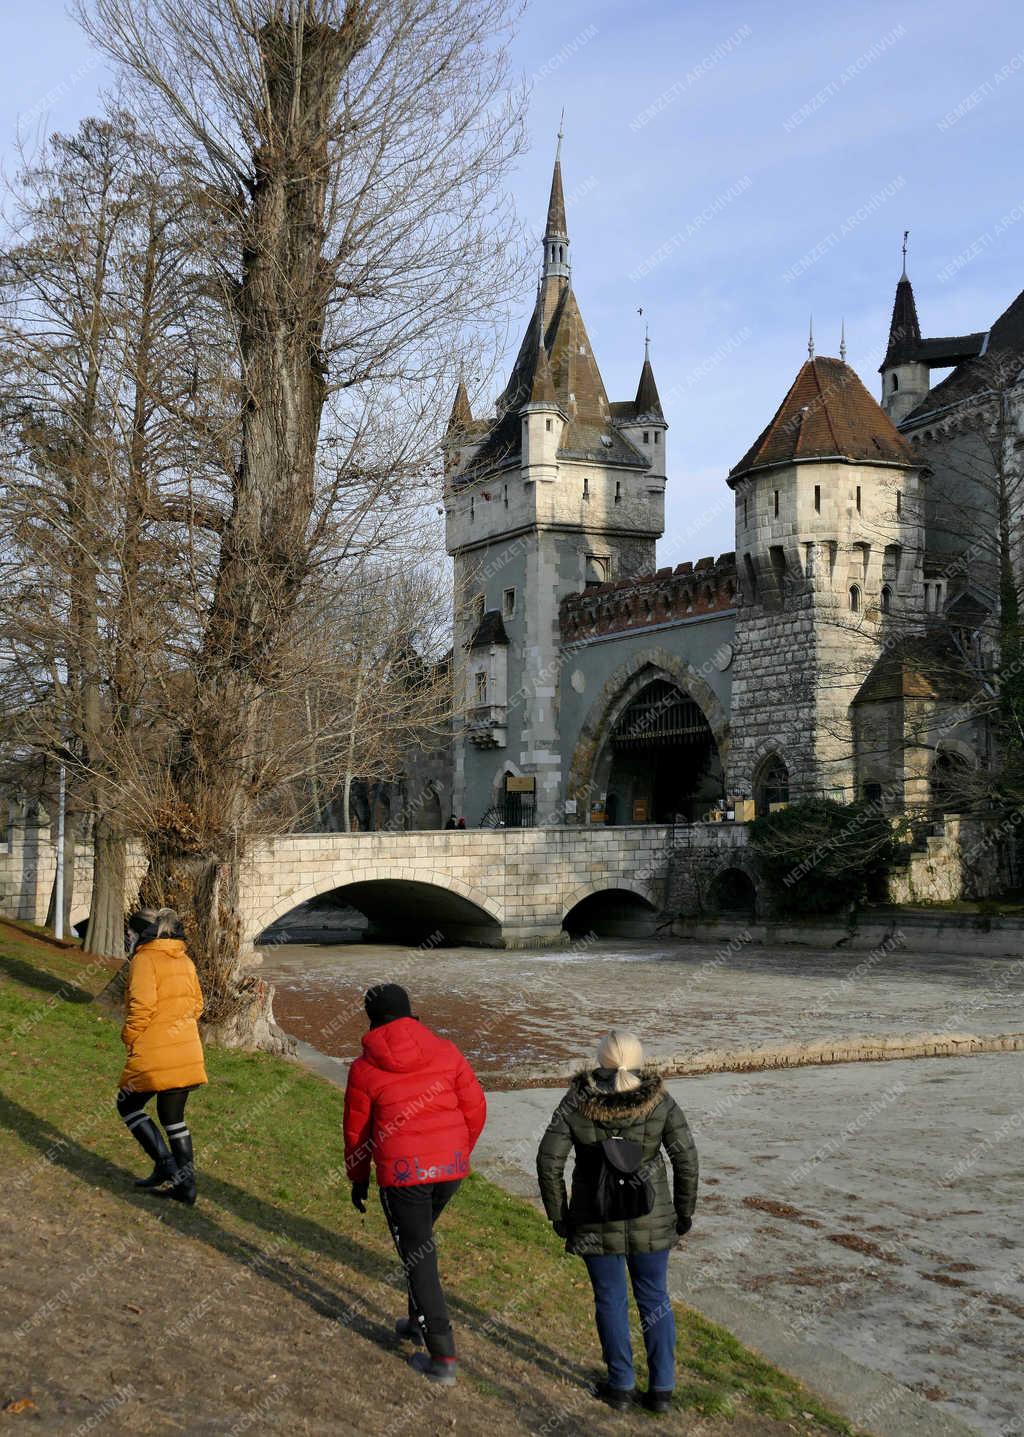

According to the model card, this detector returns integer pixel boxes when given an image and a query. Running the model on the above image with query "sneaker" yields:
[395,1316,426,1346]
[642,1388,674,1414]
[593,1380,635,1411]
[409,1352,457,1386]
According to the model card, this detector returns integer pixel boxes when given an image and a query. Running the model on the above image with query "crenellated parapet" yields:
[560,553,737,642]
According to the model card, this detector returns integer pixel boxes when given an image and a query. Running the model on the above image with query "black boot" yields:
[125,1115,176,1190]
[163,1127,197,1206]
[395,1316,426,1346]
[642,1389,674,1414]
[408,1352,456,1386]
[593,1380,635,1411]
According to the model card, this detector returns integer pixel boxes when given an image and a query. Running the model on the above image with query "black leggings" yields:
[116,1087,191,1127]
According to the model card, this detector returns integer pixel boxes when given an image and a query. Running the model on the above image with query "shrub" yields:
[748,798,896,916]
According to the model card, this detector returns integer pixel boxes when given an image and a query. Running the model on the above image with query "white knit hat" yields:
[596,1030,644,1092]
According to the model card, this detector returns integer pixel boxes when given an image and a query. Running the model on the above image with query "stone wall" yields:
[0,805,144,931]
[559,553,736,642]
[888,814,1008,903]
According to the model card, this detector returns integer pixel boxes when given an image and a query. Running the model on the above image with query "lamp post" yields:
[54,756,66,941]
[53,656,67,941]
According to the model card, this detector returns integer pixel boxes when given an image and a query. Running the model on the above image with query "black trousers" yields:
[379,1180,461,1359]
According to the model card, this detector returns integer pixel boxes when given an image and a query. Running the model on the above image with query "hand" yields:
[552,1219,571,1240]
[675,1216,692,1237]
[351,1181,369,1214]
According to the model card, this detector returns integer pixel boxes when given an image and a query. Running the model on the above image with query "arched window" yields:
[754,755,789,818]
[880,585,892,614]
[849,584,861,612]
[931,748,972,815]
[585,554,608,587]
[891,373,899,391]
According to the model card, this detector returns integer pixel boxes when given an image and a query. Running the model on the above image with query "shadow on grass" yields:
[0,953,95,1003]
[0,1091,589,1423]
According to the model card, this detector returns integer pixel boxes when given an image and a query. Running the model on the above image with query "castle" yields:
[443,141,1022,834]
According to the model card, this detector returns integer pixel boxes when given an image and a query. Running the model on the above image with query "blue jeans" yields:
[583,1250,675,1392]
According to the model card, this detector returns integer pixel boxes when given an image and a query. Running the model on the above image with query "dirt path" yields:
[1,1128,841,1436]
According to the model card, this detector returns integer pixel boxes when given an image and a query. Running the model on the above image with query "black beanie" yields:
[364,983,412,1026]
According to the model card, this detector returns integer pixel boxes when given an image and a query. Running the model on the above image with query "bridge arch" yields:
[562,880,660,938]
[253,867,504,948]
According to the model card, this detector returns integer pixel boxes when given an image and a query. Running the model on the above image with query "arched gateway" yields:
[567,654,728,825]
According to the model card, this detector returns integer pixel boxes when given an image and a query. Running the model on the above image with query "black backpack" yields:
[593,1133,655,1222]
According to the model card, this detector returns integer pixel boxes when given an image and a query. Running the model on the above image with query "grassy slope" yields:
[0,922,867,1434]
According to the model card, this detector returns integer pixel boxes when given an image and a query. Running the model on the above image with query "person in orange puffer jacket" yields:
[344,983,486,1387]
[116,908,207,1205]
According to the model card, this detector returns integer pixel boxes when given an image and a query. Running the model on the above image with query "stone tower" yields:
[727,349,925,811]
[444,135,667,825]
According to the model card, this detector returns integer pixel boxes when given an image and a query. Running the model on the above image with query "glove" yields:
[552,1219,570,1239]
[351,1181,369,1214]
[676,1216,692,1236]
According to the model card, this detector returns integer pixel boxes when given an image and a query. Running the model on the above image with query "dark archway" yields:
[605,680,724,823]
[563,888,659,939]
[754,754,789,817]
[931,749,972,815]
[706,867,757,921]
[257,879,502,948]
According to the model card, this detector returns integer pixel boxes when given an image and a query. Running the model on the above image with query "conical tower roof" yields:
[457,131,646,478]
[446,377,473,438]
[633,341,664,419]
[881,275,923,369]
[730,356,915,481]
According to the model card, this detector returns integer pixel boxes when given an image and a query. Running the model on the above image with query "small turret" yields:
[518,333,564,481]
[446,377,473,440]
[443,376,479,480]
[879,233,929,423]
[616,335,668,479]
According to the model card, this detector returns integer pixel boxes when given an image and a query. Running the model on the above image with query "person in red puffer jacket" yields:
[343,983,486,1386]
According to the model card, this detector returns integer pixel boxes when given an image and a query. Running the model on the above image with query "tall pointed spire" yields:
[542,117,570,288]
[839,319,847,363]
[807,316,815,360]
[881,238,922,369]
[546,111,567,237]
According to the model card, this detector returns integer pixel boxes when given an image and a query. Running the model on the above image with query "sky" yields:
[2,0,1022,564]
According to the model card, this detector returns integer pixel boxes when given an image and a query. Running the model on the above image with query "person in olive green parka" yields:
[536,1031,698,1414]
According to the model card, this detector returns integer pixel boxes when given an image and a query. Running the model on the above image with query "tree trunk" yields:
[84,815,128,957]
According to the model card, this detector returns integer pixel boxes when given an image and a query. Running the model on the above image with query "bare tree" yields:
[66,0,524,1039]
[0,113,231,955]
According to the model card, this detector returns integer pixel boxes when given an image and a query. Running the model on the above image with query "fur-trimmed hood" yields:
[569,1066,666,1125]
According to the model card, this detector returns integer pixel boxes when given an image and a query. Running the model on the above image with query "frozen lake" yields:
[257,934,1024,1435]
[257,935,1024,1081]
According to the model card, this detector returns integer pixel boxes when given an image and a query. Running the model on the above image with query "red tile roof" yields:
[730,356,915,480]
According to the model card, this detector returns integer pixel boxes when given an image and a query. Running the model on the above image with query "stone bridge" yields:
[2,815,754,950]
